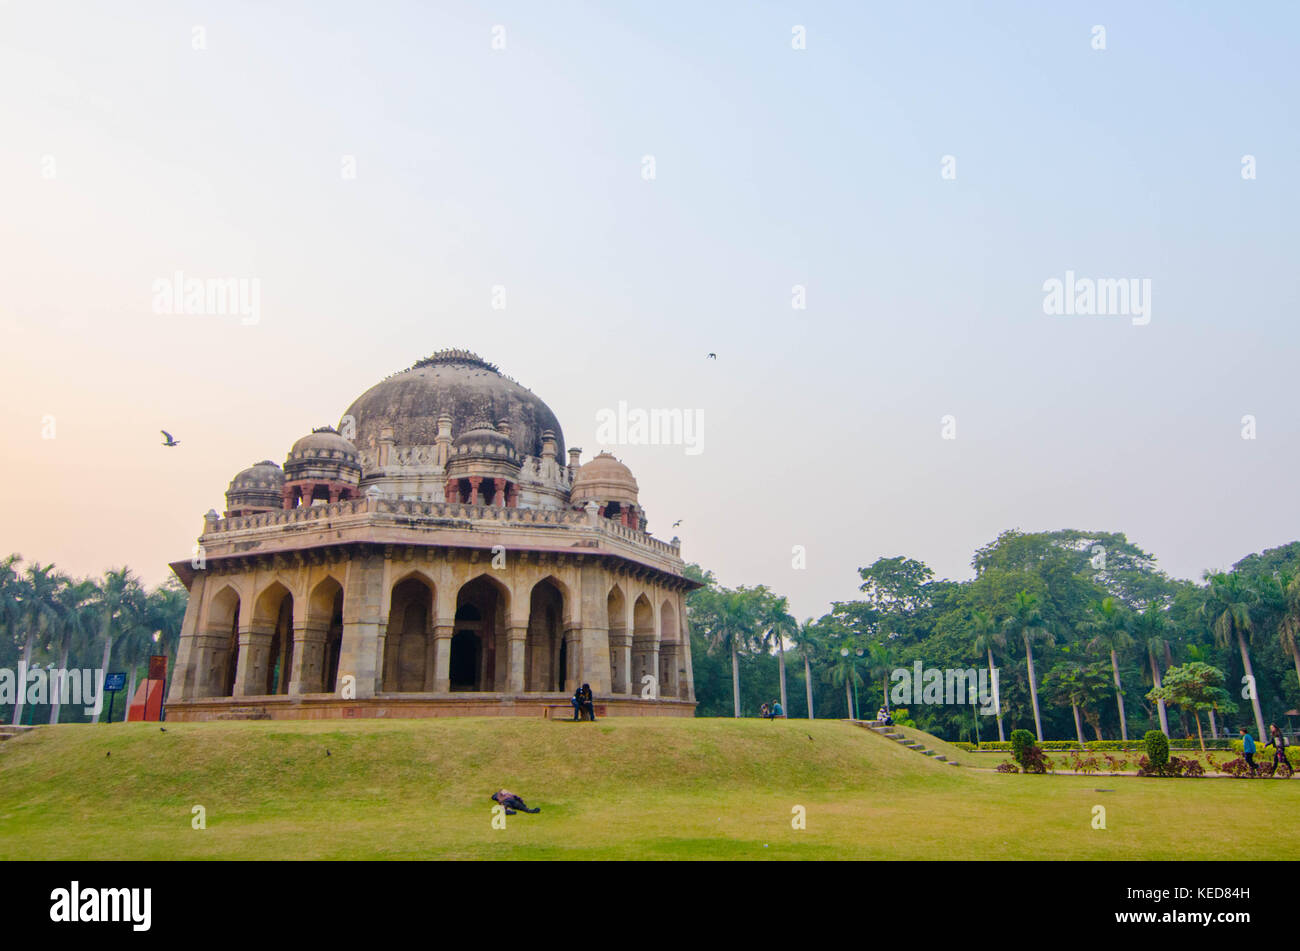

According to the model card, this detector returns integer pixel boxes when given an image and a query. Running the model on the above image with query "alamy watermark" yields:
[1042,270,1150,326]
[0,664,104,716]
[595,401,704,456]
[152,271,261,325]
[890,662,1000,715]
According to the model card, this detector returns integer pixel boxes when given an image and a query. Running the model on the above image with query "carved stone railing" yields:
[205,498,680,556]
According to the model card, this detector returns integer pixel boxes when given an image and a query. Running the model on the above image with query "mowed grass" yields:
[0,717,1294,860]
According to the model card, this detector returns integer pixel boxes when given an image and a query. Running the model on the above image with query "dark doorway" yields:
[449,630,479,690]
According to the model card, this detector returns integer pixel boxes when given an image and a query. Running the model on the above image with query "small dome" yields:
[285,427,362,482]
[571,452,638,505]
[452,420,519,461]
[225,461,284,512]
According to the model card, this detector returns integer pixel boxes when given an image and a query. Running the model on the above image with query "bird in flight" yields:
[160,430,180,447]
[707,353,716,360]
[672,519,682,528]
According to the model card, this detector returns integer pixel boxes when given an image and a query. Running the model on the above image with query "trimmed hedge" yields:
[974,738,1235,752]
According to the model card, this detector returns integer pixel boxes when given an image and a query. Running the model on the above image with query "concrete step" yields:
[216,707,271,720]
[922,749,937,756]
[947,760,961,767]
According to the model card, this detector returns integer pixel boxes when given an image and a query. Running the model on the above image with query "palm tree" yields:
[1276,569,1300,708]
[971,609,1006,741]
[825,640,864,719]
[760,594,797,718]
[12,563,62,725]
[1079,596,1134,741]
[697,586,762,718]
[787,618,819,719]
[92,568,145,724]
[1003,591,1054,741]
[47,578,98,723]
[1130,605,1170,736]
[1201,571,1266,739]
[865,641,898,717]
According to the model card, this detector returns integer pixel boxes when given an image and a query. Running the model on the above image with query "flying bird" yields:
[672,519,682,528]
[707,353,716,360]
[160,430,180,447]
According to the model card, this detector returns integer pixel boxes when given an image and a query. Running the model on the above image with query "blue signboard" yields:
[103,673,127,692]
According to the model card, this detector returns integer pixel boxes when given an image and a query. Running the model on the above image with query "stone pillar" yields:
[506,624,527,693]
[468,477,482,505]
[233,626,273,696]
[659,642,679,699]
[678,591,695,702]
[445,479,460,503]
[609,632,632,694]
[282,486,293,510]
[506,483,518,507]
[338,551,386,699]
[167,572,208,702]
[493,478,506,507]
[289,623,328,695]
[432,624,453,693]
[562,626,583,694]
[329,486,340,503]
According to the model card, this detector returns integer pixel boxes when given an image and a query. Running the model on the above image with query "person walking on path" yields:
[1269,724,1290,775]
[1240,727,1259,776]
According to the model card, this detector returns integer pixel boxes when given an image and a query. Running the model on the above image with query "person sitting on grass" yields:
[1240,727,1259,776]
[759,702,770,719]
[877,706,894,726]
[771,699,784,719]
[491,789,540,815]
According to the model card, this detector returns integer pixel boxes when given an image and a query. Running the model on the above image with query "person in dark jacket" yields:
[1240,727,1259,776]
[1269,724,1290,775]
[574,682,596,721]
[491,788,540,815]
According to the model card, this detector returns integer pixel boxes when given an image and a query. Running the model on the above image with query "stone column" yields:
[468,477,482,505]
[493,478,506,506]
[338,551,386,699]
[678,591,695,702]
[167,572,208,702]
[432,624,453,693]
[289,623,328,695]
[562,626,583,694]
[233,625,273,696]
[609,632,632,694]
[659,642,679,699]
[506,624,527,693]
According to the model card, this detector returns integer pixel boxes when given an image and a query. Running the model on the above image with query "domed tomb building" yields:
[166,350,697,719]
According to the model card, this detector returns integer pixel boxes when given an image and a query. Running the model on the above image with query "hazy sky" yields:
[2,1,1297,620]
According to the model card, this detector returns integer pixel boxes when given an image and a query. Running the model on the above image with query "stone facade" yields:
[167,350,697,720]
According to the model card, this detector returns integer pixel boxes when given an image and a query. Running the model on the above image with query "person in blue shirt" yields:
[1240,727,1259,776]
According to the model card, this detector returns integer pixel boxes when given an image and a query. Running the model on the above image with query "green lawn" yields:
[0,717,1293,859]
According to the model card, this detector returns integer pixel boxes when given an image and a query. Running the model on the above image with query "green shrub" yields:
[952,742,976,751]
[1010,729,1035,766]
[1144,730,1169,769]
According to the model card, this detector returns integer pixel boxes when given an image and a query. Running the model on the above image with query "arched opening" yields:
[206,586,241,698]
[308,577,344,695]
[525,578,566,693]
[384,576,434,692]
[632,594,655,698]
[607,584,627,694]
[659,599,679,700]
[254,585,294,696]
[452,576,507,691]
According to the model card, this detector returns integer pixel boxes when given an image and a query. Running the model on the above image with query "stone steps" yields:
[215,707,271,720]
[850,719,961,767]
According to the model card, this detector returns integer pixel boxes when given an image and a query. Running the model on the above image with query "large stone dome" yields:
[341,350,564,459]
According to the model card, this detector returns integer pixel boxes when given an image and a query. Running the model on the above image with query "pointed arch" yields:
[309,576,345,694]
[607,583,628,693]
[205,585,241,697]
[384,575,435,692]
[526,577,567,692]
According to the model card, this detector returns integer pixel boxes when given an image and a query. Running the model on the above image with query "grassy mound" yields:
[0,717,1293,859]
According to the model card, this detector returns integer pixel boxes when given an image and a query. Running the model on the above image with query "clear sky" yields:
[1,1,1297,620]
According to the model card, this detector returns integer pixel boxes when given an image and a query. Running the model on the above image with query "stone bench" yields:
[543,703,607,721]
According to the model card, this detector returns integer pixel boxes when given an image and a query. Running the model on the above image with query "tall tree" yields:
[1147,662,1236,755]
[788,618,819,719]
[92,568,145,724]
[1201,571,1266,738]
[12,563,62,725]
[971,609,1006,741]
[1131,605,1171,736]
[1276,568,1300,706]
[1003,591,1053,741]
[47,578,98,724]
[1079,596,1134,741]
